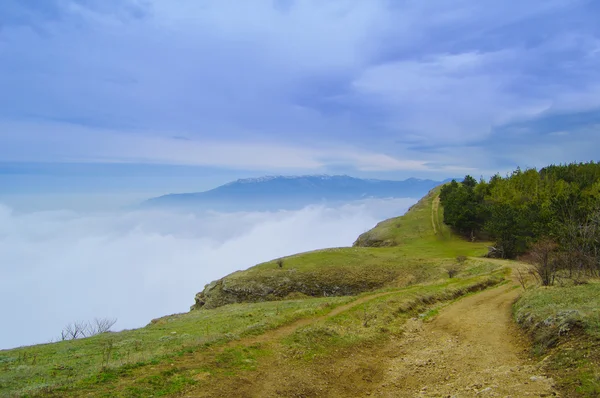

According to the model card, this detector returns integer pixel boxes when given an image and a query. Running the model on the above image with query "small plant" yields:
[276,258,284,269]
[101,340,114,369]
[456,255,467,264]
[362,308,376,327]
[446,264,460,278]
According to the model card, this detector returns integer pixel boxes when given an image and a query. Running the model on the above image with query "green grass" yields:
[353,188,486,256]
[514,281,600,396]
[515,281,600,339]
[0,297,352,397]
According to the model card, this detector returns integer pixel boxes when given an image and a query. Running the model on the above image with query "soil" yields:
[369,282,557,397]
[180,274,559,397]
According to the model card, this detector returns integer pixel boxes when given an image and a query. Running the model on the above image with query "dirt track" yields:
[370,282,558,397]
[431,196,441,235]
[181,195,560,396]
[183,275,558,397]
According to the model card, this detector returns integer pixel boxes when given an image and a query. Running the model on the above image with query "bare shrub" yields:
[89,317,117,335]
[527,240,558,286]
[61,318,117,341]
[61,321,89,341]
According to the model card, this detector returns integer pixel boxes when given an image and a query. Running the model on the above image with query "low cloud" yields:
[0,198,414,349]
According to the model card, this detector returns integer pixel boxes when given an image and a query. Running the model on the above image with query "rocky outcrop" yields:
[190,266,400,310]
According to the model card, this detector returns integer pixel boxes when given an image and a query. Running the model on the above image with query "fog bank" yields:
[0,198,414,349]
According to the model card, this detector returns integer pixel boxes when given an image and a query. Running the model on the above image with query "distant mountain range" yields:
[143,175,451,211]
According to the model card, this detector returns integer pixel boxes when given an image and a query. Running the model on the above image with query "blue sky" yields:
[1,0,600,196]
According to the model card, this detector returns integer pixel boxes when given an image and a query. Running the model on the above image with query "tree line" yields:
[440,162,600,283]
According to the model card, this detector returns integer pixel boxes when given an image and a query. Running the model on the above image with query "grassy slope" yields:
[193,188,492,309]
[514,281,600,396]
[0,297,354,397]
[0,187,504,397]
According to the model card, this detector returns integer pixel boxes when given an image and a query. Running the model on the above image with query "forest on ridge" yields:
[440,162,600,282]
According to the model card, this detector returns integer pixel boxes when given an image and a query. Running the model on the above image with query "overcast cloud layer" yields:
[1,0,599,183]
[0,198,414,349]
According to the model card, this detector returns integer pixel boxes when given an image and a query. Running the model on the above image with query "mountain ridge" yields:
[143,174,453,211]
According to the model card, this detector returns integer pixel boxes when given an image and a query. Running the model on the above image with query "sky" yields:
[1,0,600,201]
[0,198,414,349]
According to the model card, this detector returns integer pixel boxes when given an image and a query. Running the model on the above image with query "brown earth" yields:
[179,269,559,398]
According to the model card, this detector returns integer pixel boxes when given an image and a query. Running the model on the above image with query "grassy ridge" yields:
[193,188,491,309]
[352,188,479,258]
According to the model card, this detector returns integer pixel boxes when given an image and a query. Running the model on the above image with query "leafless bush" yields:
[61,321,89,340]
[528,240,558,286]
[89,317,117,335]
[61,317,117,341]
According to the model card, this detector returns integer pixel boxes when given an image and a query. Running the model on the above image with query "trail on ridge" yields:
[431,196,440,236]
[182,272,558,397]
[178,196,559,397]
[369,277,558,397]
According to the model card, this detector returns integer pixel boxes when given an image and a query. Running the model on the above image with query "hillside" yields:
[143,175,448,211]
[0,183,597,397]
[191,187,490,310]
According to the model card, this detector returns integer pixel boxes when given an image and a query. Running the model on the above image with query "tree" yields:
[462,175,477,189]
[440,179,487,238]
[485,203,530,258]
[439,162,600,261]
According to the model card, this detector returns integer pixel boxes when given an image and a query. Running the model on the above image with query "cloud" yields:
[1,0,599,175]
[0,197,415,349]
[0,121,465,172]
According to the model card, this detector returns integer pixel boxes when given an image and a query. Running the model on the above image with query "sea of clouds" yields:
[0,198,415,349]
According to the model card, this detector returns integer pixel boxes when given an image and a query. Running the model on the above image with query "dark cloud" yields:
[0,0,599,174]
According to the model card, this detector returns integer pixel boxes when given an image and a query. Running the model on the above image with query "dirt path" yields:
[182,275,558,397]
[237,291,396,346]
[371,281,558,397]
[431,196,440,235]
[177,199,559,397]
